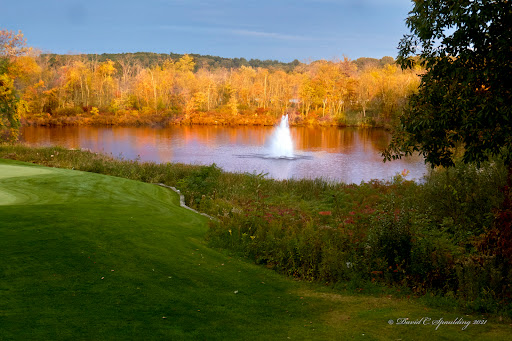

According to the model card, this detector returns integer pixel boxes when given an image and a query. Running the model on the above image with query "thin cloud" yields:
[229,29,307,41]
[159,25,317,41]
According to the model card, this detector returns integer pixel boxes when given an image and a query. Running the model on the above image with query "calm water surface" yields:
[21,126,427,184]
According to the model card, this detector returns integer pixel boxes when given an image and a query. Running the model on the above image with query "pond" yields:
[20,125,427,184]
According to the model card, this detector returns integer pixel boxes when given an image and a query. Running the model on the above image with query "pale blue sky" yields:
[2,0,414,62]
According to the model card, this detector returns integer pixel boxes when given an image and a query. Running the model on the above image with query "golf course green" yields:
[1,159,511,340]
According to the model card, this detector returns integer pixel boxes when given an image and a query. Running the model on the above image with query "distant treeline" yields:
[41,52,396,73]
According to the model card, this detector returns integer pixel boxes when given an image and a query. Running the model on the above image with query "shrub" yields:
[420,158,507,240]
[178,164,222,206]
[52,107,84,117]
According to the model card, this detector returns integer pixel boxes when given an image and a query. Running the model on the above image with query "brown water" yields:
[20,125,427,184]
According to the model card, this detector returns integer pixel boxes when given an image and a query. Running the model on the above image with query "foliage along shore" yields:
[1,144,511,318]
[21,107,386,128]
[10,51,420,130]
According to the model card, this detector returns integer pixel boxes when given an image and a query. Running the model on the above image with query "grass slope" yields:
[1,159,511,340]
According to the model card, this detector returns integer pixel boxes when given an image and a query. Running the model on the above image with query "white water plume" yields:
[268,115,294,158]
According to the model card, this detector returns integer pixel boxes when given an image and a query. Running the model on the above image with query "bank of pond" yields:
[1,144,511,318]
[23,108,391,129]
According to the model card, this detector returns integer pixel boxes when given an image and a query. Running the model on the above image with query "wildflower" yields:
[228,229,232,235]
[401,169,410,177]
[319,211,332,216]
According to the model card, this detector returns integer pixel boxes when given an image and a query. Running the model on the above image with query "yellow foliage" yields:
[7,56,40,80]
[97,59,116,77]
[176,54,195,73]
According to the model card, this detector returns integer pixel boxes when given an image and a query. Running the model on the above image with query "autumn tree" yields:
[355,68,379,118]
[94,59,116,108]
[62,60,90,108]
[134,68,156,112]
[268,70,295,115]
[373,64,420,120]
[159,58,177,110]
[111,56,138,112]
[231,65,256,108]
[195,68,217,111]
[0,29,30,141]
[299,76,314,117]
[175,55,197,115]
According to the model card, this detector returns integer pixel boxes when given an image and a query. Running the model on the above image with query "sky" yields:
[1,0,414,62]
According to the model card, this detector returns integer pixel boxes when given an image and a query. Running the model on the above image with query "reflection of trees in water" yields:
[22,125,396,156]
[22,125,402,161]
[22,126,82,149]
[356,128,424,163]
[176,125,270,147]
[293,127,357,152]
[357,128,390,152]
[174,126,361,153]
[293,127,391,155]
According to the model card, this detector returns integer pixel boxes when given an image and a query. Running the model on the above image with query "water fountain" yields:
[267,115,294,159]
[235,114,311,161]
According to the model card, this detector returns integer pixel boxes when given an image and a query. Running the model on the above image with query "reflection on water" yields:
[20,126,426,184]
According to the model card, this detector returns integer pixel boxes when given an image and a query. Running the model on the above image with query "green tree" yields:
[383,0,512,167]
[0,29,29,141]
[383,1,512,303]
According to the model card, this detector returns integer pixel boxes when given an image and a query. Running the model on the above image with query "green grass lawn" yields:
[1,159,511,340]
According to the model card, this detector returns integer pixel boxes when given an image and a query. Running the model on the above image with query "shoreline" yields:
[22,111,390,129]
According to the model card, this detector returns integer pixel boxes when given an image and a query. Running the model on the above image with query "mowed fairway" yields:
[1,159,511,340]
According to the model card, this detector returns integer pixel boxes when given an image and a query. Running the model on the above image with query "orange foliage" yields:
[19,54,422,127]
